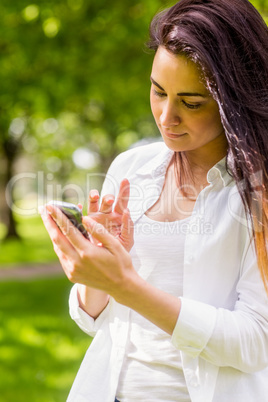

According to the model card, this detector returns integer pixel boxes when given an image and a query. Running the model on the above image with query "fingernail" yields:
[44,204,54,215]
[38,206,44,215]
[90,190,99,199]
[82,216,89,227]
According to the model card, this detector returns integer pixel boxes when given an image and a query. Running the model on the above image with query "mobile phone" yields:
[48,200,90,239]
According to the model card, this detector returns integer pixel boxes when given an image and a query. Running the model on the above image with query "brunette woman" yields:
[41,0,268,401]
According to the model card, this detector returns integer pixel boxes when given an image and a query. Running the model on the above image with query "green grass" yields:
[0,277,91,402]
[0,213,92,401]
[0,215,57,267]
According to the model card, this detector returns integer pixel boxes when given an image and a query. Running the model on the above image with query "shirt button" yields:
[189,378,199,387]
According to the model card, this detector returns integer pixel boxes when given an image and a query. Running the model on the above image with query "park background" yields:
[0,0,267,400]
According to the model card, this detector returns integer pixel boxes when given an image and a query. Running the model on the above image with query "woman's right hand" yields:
[86,178,134,252]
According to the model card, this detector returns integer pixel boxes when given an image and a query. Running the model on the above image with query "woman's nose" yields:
[160,101,181,128]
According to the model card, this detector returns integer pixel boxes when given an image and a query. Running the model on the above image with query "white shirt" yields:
[116,214,190,401]
[67,141,268,402]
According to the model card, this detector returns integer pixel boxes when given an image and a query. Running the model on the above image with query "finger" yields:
[40,211,81,281]
[46,204,91,252]
[88,190,100,214]
[40,208,77,257]
[119,208,134,251]
[114,178,130,215]
[82,216,119,253]
[99,194,115,214]
[88,189,99,214]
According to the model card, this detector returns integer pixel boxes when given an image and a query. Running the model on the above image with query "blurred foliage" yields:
[0,0,171,161]
[0,0,172,237]
[0,214,57,265]
[0,277,90,401]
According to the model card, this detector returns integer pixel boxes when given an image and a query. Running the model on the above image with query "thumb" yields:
[82,216,117,253]
[119,208,134,252]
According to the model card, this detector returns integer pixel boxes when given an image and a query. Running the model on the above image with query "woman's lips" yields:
[163,131,187,139]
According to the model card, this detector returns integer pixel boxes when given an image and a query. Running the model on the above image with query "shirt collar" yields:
[134,141,233,187]
[134,142,173,179]
[207,156,233,187]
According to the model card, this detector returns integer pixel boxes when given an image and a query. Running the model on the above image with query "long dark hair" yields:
[148,0,268,290]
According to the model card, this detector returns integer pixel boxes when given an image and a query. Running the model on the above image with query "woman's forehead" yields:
[152,46,208,94]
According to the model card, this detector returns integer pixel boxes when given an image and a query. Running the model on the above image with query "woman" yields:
[41,0,268,401]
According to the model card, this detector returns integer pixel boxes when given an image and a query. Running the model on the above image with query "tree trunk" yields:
[2,138,21,240]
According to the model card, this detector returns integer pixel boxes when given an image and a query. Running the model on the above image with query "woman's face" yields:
[150,46,226,156]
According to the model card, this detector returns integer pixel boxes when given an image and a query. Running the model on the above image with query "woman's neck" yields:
[184,134,228,174]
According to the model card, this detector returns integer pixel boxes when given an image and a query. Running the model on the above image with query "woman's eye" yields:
[153,89,166,98]
[182,100,201,109]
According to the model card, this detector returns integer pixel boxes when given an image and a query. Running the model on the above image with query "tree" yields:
[0,0,167,238]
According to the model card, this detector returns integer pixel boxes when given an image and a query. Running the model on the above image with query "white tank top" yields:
[116,214,191,402]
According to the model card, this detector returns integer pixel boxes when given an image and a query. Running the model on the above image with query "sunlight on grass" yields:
[0,278,91,401]
[0,214,57,266]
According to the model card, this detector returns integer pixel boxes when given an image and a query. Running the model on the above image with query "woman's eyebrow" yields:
[150,76,207,97]
[150,76,165,91]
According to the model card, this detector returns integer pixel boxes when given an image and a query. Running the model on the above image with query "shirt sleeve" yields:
[69,284,111,338]
[171,241,268,373]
